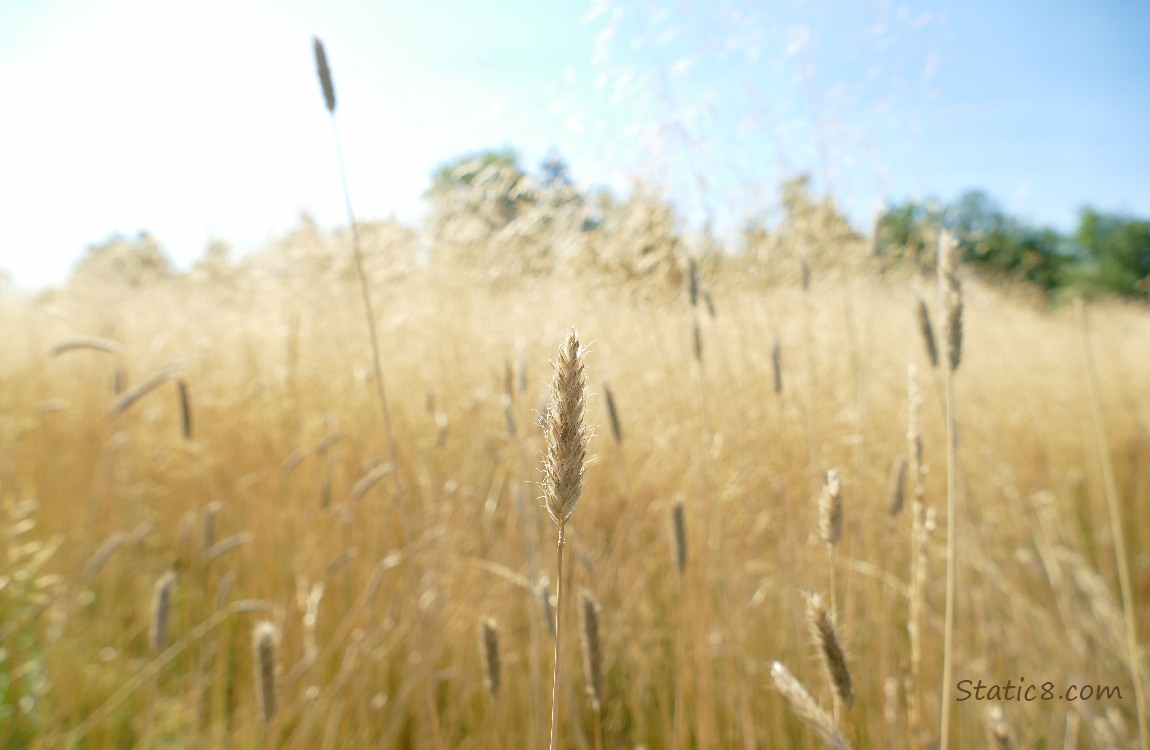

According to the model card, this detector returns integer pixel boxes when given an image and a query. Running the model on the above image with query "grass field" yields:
[1,226,1147,748]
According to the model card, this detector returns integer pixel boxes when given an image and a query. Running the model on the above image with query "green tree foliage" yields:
[947,192,1070,291]
[877,191,1147,300]
[1065,209,1150,298]
[876,200,938,265]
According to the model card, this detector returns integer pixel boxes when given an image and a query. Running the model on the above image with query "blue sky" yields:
[1,0,1148,289]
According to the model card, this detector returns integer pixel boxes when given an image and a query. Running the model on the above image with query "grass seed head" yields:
[176,378,192,440]
[312,36,336,113]
[480,618,501,696]
[807,592,855,708]
[253,620,279,722]
[770,661,851,750]
[603,382,621,443]
[916,296,939,369]
[149,570,176,654]
[889,457,907,516]
[771,335,783,394]
[938,230,963,371]
[818,469,843,548]
[541,329,590,528]
[579,589,604,712]
[671,499,687,574]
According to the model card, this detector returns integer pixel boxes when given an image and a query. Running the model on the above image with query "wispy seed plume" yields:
[541,329,590,527]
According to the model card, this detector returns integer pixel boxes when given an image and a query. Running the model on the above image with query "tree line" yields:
[878,190,1150,300]
[65,148,1149,302]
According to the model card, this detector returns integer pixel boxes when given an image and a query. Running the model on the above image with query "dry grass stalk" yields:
[869,201,885,257]
[126,520,153,545]
[281,448,306,474]
[312,36,336,113]
[908,506,936,744]
[907,365,924,486]
[687,257,699,306]
[109,362,185,417]
[301,581,324,667]
[771,334,783,394]
[349,463,393,503]
[215,571,236,611]
[204,533,253,562]
[111,365,126,395]
[150,570,176,654]
[818,469,843,548]
[326,546,359,576]
[702,289,716,318]
[807,593,854,709]
[540,328,591,750]
[692,319,703,362]
[309,33,404,556]
[1077,300,1150,749]
[770,662,851,750]
[49,336,125,357]
[480,618,501,696]
[253,620,279,722]
[906,361,930,744]
[81,532,126,583]
[502,393,517,437]
[539,575,555,638]
[435,413,450,448]
[65,599,279,745]
[888,456,907,516]
[579,589,603,712]
[603,382,622,443]
[916,296,939,369]
[37,398,69,413]
[176,511,195,551]
[202,501,222,554]
[176,379,192,439]
[883,677,899,739]
[938,229,963,750]
[671,500,687,574]
[316,430,346,456]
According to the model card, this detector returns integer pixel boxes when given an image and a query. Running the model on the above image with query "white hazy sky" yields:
[2,0,1148,290]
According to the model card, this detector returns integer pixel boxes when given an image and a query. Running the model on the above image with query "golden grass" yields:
[0,245,1147,748]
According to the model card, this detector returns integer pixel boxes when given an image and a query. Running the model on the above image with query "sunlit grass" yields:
[1,232,1147,748]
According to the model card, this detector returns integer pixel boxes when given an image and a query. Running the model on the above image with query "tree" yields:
[426,148,534,244]
[1068,208,1150,298]
[70,232,172,288]
[878,191,1076,295]
[539,151,573,190]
